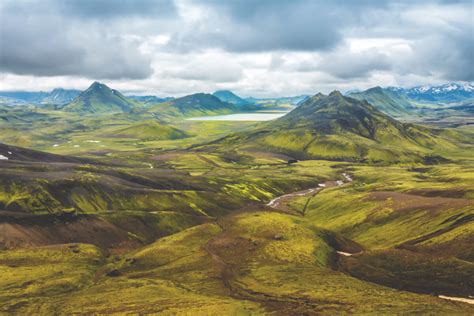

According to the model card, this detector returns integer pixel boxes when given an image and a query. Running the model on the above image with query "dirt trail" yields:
[266,172,352,215]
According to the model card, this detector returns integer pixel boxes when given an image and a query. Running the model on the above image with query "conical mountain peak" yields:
[62,82,136,113]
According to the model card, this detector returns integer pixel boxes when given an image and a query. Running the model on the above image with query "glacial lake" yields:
[187,111,289,121]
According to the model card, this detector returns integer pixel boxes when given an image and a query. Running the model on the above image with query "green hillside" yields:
[109,120,190,141]
[63,82,139,114]
[203,91,457,163]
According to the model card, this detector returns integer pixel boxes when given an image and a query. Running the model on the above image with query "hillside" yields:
[203,91,455,162]
[62,82,138,114]
[108,120,190,141]
[147,93,244,117]
[0,143,85,163]
[348,86,414,117]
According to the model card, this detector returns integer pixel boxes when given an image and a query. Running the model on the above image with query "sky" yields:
[0,0,472,97]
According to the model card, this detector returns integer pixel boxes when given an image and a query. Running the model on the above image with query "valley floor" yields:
[1,158,473,314]
[0,110,473,314]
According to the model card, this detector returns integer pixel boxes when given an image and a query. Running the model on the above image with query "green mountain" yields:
[147,93,244,118]
[348,86,414,117]
[62,82,138,114]
[212,90,251,106]
[206,91,453,163]
[109,120,190,141]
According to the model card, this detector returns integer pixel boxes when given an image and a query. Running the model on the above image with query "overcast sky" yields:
[0,0,472,97]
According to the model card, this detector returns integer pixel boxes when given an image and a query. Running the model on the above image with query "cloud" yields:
[57,0,176,19]
[0,1,157,79]
[0,0,472,95]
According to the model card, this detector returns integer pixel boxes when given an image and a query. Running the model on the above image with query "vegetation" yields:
[0,83,472,314]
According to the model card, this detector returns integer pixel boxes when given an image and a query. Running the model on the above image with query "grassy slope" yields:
[202,92,465,163]
[1,212,471,314]
[286,162,474,299]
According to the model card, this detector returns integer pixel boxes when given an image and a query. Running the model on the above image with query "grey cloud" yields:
[0,2,153,79]
[319,50,392,79]
[0,0,472,85]
[57,0,176,19]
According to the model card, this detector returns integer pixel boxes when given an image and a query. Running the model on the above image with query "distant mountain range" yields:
[1,82,472,119]
[394,83,474,103]
[0,88,81,105]
[348,83,474,117]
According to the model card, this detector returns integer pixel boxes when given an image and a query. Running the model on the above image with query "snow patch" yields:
[438,295,474,305]
[0,154,9,160]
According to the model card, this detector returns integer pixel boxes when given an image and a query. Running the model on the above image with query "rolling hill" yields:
[62,82,138,114]
[203,91,454,162]
[108,120,190,141]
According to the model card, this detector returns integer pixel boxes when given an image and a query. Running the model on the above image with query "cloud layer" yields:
[0,0,472,95]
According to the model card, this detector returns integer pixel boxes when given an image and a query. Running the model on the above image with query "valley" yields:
[0,82,473,314]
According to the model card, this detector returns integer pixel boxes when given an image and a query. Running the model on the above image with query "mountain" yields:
[212,90,251,106]
[348,86,415,117]
[204,91,451,163]
[390,83,474,104]
[147,93,248,117]
[62,82,138,114]
[41,88,81,105]
[0,89,80,105]
[128,95,173,106]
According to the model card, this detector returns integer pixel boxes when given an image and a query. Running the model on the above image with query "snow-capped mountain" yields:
[387,83,474,103]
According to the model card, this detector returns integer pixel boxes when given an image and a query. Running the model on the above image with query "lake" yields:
[187,111,289,121]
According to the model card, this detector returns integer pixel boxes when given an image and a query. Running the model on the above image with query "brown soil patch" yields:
[366,191,472,213]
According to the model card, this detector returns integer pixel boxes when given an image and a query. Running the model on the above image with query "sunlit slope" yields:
[280,163,474,299]
[205,91,459,162]
[108,120,190,141]
[1,212,471,314]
